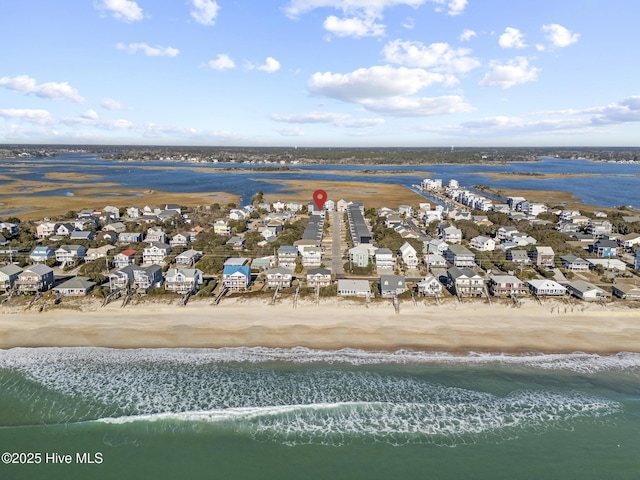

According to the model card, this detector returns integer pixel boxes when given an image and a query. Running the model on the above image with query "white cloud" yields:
[499,27,526,49]
[431,0,467,16]
[270,111,385,127]
[95,0,144,22]
[275,126,305,136]
[285,1,467,38]
[0,75,84,103]
[81,109,99,120]
[191,0,220,26]
[308,65,471,117]
[308,65,447,102]
[207,54,236,70]
[360,95,473,116]
[402,17,415,29]
[383,39,480,74]
[0,108,54,124]
[323,15,385,37]
[459,29,476,41]
[101,98,130,110]
[116,43,180,57]
[479,57,539,88]
[251,57,281,73]
[542,24,580,48]
[584,96,640,125]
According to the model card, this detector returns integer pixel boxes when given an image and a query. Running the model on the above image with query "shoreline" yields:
[1,297,638,355]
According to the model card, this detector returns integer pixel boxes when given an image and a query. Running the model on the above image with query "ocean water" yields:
[1,347,639,479]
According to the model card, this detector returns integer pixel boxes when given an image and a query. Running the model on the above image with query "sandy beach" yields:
[1,297,638,354]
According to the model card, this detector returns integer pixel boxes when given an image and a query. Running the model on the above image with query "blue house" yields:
[592,239,618,258]
[222,265,251,291]
[30,246,54,263]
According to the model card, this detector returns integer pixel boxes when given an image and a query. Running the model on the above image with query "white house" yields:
[416,275,442,296]
[398,242,419,268]
[375,248,395,270]
[164,268,203,294]
[527,279,567,296]
[470,235,496,252]
[142,242,171,265]
[567,280,611,301]
[265,267,294,289]
[55,245,86,264]
[301,247,323,267]
[306,268,332,287]
[337,279,370,297]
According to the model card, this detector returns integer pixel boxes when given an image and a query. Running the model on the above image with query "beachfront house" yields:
[142,242,171,265]
[0,264,22,292]
[16,265,55,294]
[526,279,567,296]
[113,249,137,268]
[222,265,251,291]
[108,265,163,293]
[55,245,87,265]
[164,268,203,294]
[446,244,476,268]
[29,246,54,263]
[611,282,640,300]
[277,246,299,269]
[566,280,611,301]
[337,279,371,297]
[175,249,203,266]
[53,276,96,296]
[398,242,419,268]
[379,274,407,298]
[416,275,443,297]
[265,267,294,289]
[560,254,590,272]
[533,246,555,267]
[447,267,485,297]
[306,268,332,288]
[488,275,528,297]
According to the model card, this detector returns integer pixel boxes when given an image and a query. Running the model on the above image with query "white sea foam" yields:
[94,395,620,447]
[0,347,627,446]
[2,346,640,374]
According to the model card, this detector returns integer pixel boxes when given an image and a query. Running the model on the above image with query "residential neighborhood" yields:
[1,178,640,311]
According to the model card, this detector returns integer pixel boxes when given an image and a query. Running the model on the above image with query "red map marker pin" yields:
[312,189,327,211]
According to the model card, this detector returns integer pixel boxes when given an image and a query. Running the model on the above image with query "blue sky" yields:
[1,0,639,147]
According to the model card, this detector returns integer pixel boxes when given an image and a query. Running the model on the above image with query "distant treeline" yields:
[1,144,639,165]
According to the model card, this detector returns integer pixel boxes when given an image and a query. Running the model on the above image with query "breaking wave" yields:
[0,347,629,446]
